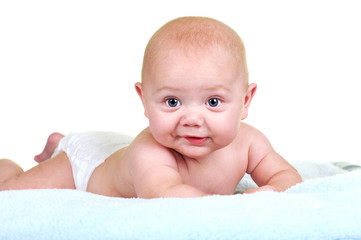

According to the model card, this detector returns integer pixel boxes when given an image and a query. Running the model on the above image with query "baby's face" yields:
[140,47,248,159]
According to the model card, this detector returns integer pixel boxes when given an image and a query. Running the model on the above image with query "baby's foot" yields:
[34,132,64,163]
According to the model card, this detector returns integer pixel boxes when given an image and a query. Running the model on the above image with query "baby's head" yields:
[136,17,256,159]
[141,16,249,90]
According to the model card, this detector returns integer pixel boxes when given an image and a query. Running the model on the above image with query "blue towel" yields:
[1,169,361,239]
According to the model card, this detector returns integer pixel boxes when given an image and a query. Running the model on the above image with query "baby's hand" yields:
[244,185,278,194]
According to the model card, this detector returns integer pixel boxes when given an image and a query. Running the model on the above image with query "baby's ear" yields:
[135,82,143,99]
[134,82,149,118]
[241,83,257,120]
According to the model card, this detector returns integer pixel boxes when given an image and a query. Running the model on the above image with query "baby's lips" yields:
[184,136,208,145]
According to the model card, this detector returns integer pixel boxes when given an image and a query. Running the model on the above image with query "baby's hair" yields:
[142,16,249,88]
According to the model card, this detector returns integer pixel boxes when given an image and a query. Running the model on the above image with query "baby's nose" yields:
[180,108,204,127]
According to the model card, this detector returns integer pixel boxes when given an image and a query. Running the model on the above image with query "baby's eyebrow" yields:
[155,84,232,94]
[204,84,233,93]
[155,86,182,93]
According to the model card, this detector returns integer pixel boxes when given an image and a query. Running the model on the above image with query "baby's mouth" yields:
[184,136,208,145]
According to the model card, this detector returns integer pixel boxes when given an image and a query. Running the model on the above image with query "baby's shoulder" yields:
[128,128,175,162]
[238,122,273,153]
[131,128,166,149]
[239,122,268,140]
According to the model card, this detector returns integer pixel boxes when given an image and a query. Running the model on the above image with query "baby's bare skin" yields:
[87,123,300,198]
[34,132,64,163]
[0,17,302,197]
[1,123,296,197]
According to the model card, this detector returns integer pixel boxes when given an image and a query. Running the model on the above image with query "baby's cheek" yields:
[212,124,238,147]
[216,117,239,136]
[149,117,175,143]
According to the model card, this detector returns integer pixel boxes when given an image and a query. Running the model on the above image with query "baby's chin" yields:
[169,144,220,161]
[157,136,229,159]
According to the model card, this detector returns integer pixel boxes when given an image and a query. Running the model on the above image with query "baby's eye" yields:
[166,98,180,107]
[207,98,221,107]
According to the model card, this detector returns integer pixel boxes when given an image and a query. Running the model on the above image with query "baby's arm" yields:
[129,139,207,198]
[245,128,303,193]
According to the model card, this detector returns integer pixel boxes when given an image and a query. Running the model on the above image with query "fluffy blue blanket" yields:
[1,162,361,240]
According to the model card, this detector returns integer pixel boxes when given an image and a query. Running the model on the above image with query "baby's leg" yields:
[34,132,64,163]
[0,152,75,191]
[0,159,24,186]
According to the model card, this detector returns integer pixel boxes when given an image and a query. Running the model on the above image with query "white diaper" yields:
[52,132,133,191]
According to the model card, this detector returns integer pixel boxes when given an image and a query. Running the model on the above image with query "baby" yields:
[0,17,302,198]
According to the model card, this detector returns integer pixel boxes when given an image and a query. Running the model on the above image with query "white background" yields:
[1,0,360,171]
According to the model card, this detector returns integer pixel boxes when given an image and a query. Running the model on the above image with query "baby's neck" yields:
[170,148,214,168]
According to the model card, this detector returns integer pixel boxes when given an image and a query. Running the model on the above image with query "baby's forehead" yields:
[142,17,249,85]
[150,17,242,57]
